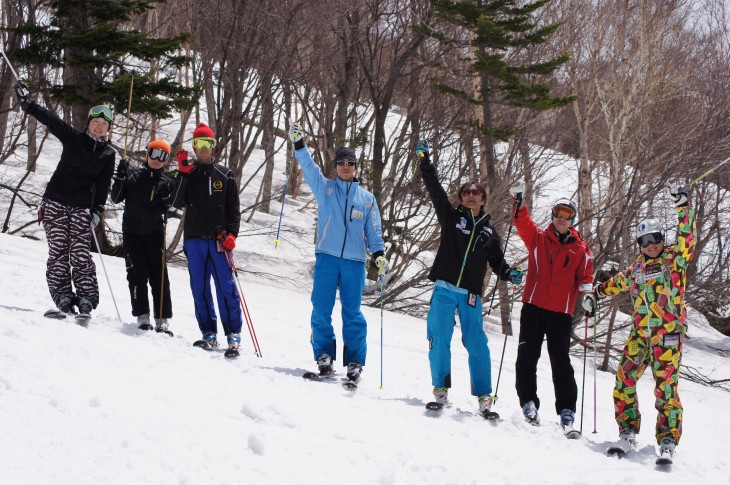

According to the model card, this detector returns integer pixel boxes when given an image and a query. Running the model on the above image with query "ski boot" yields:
[137,313,153,331]
[225,333,241,358]
[478,394,499,420]
[155,318,173,337]
[522,401,540,426]
[193,332,218,350]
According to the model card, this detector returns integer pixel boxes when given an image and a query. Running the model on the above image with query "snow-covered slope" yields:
[1,232,729,485]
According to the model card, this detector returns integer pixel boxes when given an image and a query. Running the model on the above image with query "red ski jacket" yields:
[514,205,594,315]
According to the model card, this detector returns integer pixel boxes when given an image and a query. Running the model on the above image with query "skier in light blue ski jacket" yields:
[289,122,386,383]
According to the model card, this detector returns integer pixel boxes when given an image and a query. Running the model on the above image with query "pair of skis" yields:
[302,371,360,390]
[138,321,174,337]
[607,444,674,466]
[425,401,500,421]
[193,338,240,359]
[44,308,90,327]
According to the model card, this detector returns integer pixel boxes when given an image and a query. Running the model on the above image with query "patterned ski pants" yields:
[613,327,684,445]
[42,199,99,308]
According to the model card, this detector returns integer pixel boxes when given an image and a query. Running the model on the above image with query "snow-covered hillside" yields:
[1,230,730,484]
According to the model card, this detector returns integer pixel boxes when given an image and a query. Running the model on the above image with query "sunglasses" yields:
[89,105,113,122]
[552,207,576,220]
[193,137,216,149]
[461,188,482,197]
[148,147,170,163]
[637,232,663,248]
[335,160,356,167]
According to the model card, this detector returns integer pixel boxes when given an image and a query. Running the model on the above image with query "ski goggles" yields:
[637,232,664,248]
[552,206,576,220]
[335,160,356,167]
[147,147,170,163]
[192,137,216,149]
[89,105,113,123]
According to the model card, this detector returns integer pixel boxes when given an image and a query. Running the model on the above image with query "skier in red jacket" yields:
[510,186,593,433]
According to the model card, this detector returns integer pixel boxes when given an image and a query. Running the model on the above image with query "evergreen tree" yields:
[421,0,575,142]
[9,0,196,127]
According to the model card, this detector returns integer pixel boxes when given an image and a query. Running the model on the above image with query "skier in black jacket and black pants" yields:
[13,81,115,317]
[111,140,174,333]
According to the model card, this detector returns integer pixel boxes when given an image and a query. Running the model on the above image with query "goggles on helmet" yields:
[89,105,113,123]
[148,147,170,163]
[193,137,216,150]
[551,206,576,220]
[637,232,664,248]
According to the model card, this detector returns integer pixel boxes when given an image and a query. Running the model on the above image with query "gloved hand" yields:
[115,158,128,180]
[582,292,597,317]
[288,122,305,150]
[89,209,102,228]
[374,254,389,276]
[222,233,236,251]
[13,81,30,110]
[176,150,195,174]
[156,180,171,201]
[507,267,523,285]
[509,182,525,209]
[416,139,430,163]
[668,182,689,207]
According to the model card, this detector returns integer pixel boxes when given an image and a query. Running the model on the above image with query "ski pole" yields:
[90,225,122,321]
[488,198,520,403]
[493,282,518,400]
[225,250,262,357]
[593,307,598,434]
[274,149,293,248]
[579,312,589,435]
[690,155,730,186]
[377,241,392,390]
[158,215,167,326]
[1,50,20,80]
[123,76,133,161]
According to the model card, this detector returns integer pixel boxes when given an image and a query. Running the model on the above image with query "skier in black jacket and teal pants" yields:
[111,140,174,333]
[13,81,115,318]
[418,140,522,415]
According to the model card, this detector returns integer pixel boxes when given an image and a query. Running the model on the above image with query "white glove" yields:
[288,122,304,144]
[582,293,597,316]
[509,182,525,197]
[375,255,389,276]
[90,210,101,228]
[667,182,689,207]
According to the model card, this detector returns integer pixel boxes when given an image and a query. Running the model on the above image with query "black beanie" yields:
[335,146,357,164]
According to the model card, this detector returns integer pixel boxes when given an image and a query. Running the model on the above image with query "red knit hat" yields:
[193,122,215,139]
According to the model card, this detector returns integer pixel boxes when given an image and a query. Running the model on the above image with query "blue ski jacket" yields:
[294,147,385,262]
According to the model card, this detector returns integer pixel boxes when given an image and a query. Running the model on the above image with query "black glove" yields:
[115,159,128,181]
[156,180,171,201]
[13,81,30,110]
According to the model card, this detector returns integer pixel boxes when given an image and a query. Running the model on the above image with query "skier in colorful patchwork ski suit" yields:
[13,81,115,317]
[418,140,523,414]
[585,183,695,453]
[111,140,174,333]
[288,122,386,383]
[170,123,242,353]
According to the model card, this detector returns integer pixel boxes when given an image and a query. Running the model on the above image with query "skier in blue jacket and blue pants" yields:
[289,122,386,383]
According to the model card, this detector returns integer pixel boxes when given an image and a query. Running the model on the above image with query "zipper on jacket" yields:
[340,182,351,258]
[456,211,489,287]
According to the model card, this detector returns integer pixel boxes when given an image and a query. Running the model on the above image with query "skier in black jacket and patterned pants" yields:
[13,81,115,317]
[111,140,174,333]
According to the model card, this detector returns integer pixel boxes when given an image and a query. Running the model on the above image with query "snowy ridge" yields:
[1,233,729,484]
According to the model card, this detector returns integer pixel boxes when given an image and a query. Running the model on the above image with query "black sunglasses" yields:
[461,188,482,196]
[637,232,663,248]
[336,160,356,167]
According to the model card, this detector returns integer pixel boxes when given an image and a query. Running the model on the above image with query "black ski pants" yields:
[123,232,172,318]
[515,302,577,414]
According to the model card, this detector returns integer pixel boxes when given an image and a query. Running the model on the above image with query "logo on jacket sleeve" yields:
[213,180,223,192]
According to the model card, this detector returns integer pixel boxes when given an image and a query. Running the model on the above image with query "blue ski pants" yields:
[183,239,242,336]
[310,253,367,366]
[427,281,492,396]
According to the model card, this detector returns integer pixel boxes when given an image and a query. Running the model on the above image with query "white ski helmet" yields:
[551,198,577,224]
[636,219,665,247]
